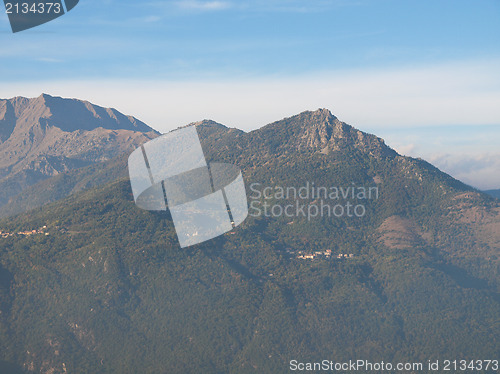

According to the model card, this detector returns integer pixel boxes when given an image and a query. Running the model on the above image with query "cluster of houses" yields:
[295,249,354,260]
[0,226,49,238]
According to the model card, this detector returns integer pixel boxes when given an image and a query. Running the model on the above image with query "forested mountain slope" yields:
[0,109,497,373]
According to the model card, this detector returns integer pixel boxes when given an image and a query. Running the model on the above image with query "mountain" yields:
[0,154,130,218]
[0,94,158,213]
[0,109,498,373]
[485,189,500,199]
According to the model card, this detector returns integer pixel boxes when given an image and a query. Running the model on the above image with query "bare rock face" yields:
[297,109,396,158]
[0,94,159,206]
[248,108,396,159]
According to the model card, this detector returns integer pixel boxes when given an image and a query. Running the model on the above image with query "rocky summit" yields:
[0,94,158,210]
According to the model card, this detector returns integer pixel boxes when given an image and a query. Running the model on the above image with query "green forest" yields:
[0,114,498,373]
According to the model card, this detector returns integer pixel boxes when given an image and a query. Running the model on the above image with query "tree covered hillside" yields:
[0,110,498,373]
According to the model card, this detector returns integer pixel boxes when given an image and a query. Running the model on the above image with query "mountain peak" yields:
[180,119,246,140]
[0,94,159,207]
[255,109,396,158]
[34,93,156,133]
[0,93,158,135]
[188,119,227,129]
[309,107,337,120]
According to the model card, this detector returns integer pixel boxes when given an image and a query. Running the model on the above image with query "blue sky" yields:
[2,0,499,80]
[1,0,500,189]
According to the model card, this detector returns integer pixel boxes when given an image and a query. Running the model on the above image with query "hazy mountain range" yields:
[485,189,500,199]
[0,95,498,373]
[0,94,158,216]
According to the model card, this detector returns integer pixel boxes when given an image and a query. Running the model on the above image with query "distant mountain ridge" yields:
[485,189,500,199]
[0,94,158,210]
[0,94,152,136]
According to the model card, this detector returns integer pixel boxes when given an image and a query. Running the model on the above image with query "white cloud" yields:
[2,59,499,189]
[392,143,416,156]
[370,125,500,190]
[141,15,162,23]
[429,153,500,191]
[147,0,360,13]
[2,59,499,133]
[248,0,363,13]
[36,57,64,63]
[175,0,232,11]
